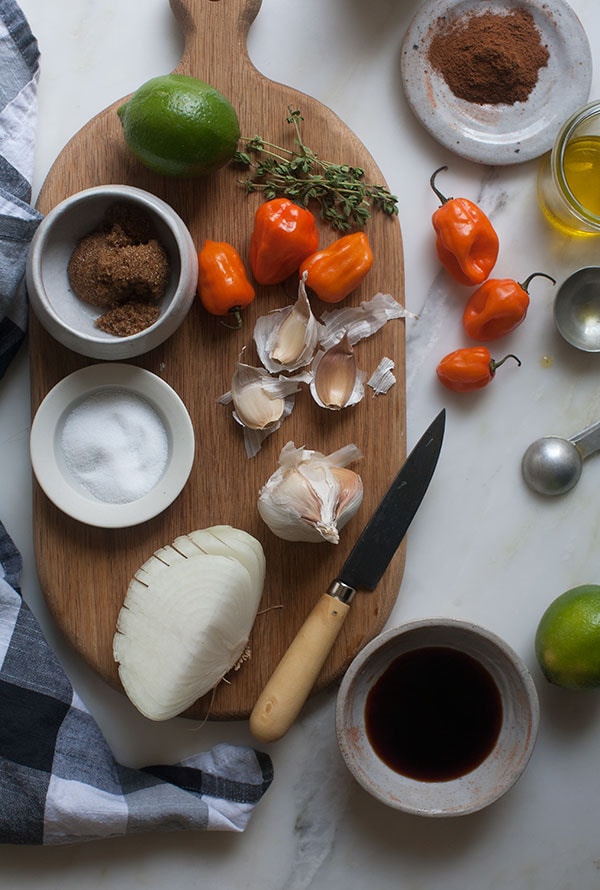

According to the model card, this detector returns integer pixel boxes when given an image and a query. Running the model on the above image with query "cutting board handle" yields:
[170,0,263,82]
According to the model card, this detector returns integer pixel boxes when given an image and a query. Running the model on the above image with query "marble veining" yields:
[2,0,600,887]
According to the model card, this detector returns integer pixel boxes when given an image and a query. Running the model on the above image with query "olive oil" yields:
[563,135,600,216]
[365,647,503,782]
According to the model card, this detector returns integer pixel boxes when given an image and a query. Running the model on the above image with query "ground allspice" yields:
[68,203,170,336]
[427,9,550,106]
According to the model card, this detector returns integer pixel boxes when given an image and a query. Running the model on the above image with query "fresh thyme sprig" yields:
[233,108,398,233]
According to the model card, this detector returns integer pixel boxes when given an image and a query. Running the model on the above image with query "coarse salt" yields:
[60,388,169,504]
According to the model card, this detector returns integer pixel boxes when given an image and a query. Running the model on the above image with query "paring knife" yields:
[249,408,446,743]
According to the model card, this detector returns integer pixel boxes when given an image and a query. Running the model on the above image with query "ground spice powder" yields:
[427,9,550,106]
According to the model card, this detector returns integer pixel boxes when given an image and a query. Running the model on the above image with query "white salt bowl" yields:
[29,363,195,528]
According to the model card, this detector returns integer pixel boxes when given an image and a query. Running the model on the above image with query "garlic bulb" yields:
[258,441,363,543]
[310,333,365,410]
[113,526,266,721]
[254,272,321,373]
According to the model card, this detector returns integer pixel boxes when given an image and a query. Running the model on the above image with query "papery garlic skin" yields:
[318,292,417,352]
[367,356,396,395]
[254,272,321,373]
[258,442,363,544]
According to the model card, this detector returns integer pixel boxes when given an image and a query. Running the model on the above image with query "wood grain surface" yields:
[29,0,406,720]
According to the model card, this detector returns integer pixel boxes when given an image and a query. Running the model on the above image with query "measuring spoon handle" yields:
[570,419,600,460]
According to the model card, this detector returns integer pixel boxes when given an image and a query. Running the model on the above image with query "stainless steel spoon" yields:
[522,419,600,496]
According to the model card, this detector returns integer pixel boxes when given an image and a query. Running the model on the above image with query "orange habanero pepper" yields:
[197,240,255,329]
[430,166,499,286]
[462,272,555,341]
[249,198,319,286]
[299,231,374,303]
[436,347,521,392]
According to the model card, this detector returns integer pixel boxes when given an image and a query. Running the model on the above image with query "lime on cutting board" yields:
[118,74,240,177]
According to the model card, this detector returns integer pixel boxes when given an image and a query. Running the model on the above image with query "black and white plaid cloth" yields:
[0,522,273,844]
[0,2,273,845]
[0,0,41,379]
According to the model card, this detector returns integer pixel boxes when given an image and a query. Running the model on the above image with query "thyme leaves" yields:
[233,109,398,233]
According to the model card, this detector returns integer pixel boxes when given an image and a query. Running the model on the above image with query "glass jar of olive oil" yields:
[538,101,600,236]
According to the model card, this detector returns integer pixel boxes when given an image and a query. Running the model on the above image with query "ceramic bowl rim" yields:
[335,617,540,817]
[29,362,195,528]
[26,184,198,359]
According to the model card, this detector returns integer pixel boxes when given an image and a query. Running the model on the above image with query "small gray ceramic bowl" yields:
[26,184,198,360]
[336,618,539,817]
[554,267,600,352]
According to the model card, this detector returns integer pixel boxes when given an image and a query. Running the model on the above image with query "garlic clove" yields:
[221,362,312,458]
[311,334,365,410]
[271,467,325,525]
[330,466,364,520]
[231,359,285,430]
[254,272,321,373]
[271,279,315,365]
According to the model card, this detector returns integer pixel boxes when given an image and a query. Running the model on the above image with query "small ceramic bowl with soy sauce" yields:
[335,618,539,817]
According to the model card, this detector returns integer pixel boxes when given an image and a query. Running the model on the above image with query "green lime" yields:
[117,74,240,177]
[535,584,600,689]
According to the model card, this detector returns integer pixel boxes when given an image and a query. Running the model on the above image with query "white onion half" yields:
[113,525,266,721]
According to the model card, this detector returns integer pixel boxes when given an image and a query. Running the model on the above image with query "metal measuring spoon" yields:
[554,267,600,352]
[522,419,600,496]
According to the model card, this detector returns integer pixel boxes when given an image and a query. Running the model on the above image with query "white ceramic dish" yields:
[401,0,592,165]
[26,184,198,360]
[30,363,195,528]
[336,618,539,816]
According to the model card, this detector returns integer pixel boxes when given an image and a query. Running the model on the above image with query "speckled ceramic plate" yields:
[401,0,592,165]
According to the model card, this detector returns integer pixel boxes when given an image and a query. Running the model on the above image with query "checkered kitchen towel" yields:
[0,0,42,379]
[0,523,273,844]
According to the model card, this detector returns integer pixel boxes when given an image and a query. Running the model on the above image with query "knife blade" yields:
[249,408,445,743]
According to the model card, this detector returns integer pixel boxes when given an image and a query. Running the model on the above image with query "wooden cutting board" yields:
[29,0,406,720]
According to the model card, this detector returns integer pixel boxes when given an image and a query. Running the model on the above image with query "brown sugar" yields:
[67,203,170,336]
[427,9,550,106]
[95,301,161,337]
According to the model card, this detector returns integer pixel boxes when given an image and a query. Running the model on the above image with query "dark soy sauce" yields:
[365,646,503,782]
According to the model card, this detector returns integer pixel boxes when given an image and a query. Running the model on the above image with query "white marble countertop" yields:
[3,0,600,886]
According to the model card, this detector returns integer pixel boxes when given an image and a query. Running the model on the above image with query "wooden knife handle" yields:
[249,594,350,743]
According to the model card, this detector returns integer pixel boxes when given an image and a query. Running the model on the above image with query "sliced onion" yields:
[113,526,265,721]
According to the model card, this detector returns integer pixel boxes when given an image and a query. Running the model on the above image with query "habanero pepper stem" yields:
[463,272,556,341]
[430,166,499,286]
[436,347,521,392]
